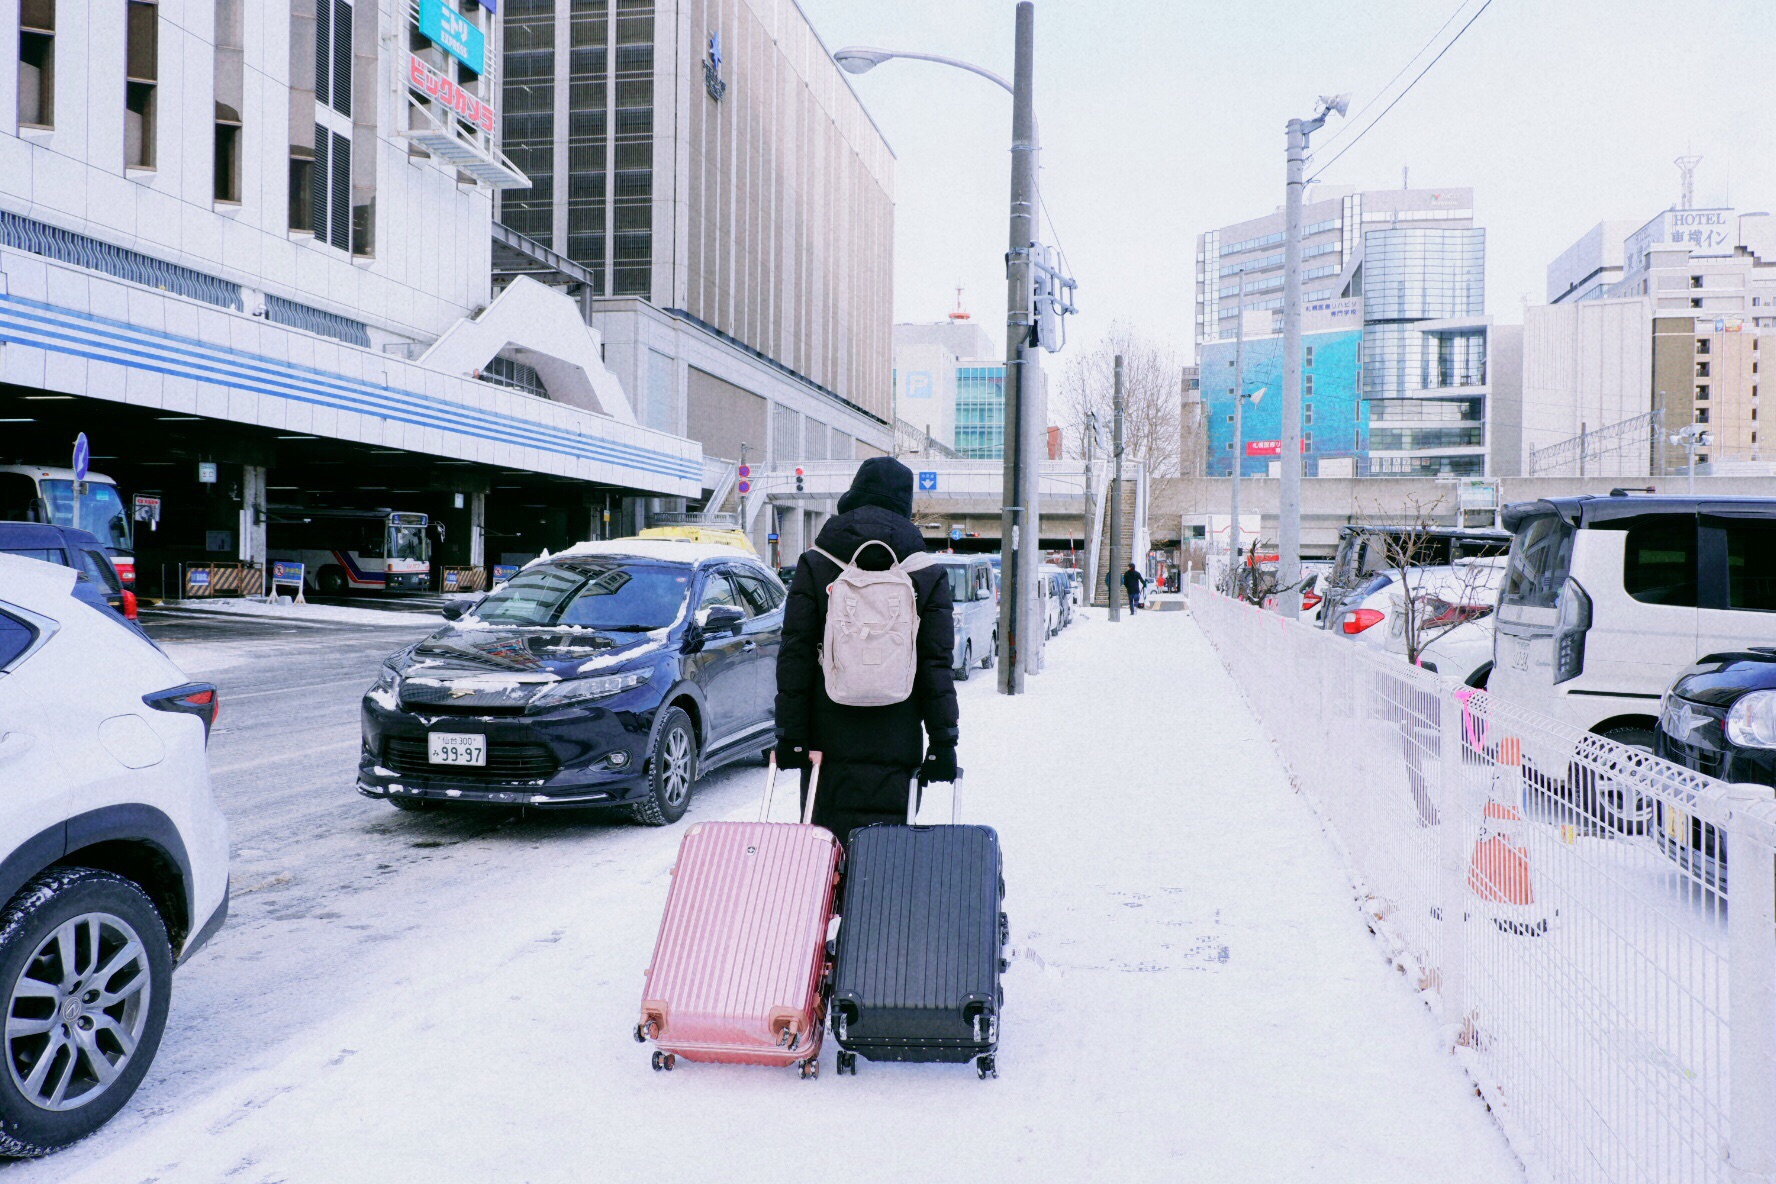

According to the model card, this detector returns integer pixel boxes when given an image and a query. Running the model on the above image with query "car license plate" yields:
[428,732,487,766]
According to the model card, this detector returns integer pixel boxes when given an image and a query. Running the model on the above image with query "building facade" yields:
[891,318,1005,459]
[1194,186,1494,478]
[1523,210,1775,476]
[494,0,895,555]
[2,0,701,595]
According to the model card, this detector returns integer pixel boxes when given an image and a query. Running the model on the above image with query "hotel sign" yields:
[1626,207,1736,272]
[407,53,496,134]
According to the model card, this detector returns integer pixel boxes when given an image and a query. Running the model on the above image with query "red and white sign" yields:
[407,54,495,134]
[1245,439,1308,457]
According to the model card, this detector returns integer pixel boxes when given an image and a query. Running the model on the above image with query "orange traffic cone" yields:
[1468,740,1550,936]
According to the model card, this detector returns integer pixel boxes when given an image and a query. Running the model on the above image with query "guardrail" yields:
[1186,585,1776,1184]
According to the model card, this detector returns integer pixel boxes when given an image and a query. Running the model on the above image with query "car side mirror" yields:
[442,596,481,621]
[696,604,745,634]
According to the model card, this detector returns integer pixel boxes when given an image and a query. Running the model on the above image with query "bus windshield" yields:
[390,523,428,561]
[40,480,132,550]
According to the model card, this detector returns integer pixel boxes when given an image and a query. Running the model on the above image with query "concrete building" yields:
[491,0,895,554]
[1194,186,1496,478]
[891,315,997,458]
[1,0,701,596]
[1523,209,1775,476]
[1547,220,1638,305]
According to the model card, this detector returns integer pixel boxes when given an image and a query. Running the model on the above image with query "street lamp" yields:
[1277,93,1348,619]
[1671,423,1710,494]
[833,1,1045,696]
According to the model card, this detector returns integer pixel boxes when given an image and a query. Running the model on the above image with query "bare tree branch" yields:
[1055,321,1184,477]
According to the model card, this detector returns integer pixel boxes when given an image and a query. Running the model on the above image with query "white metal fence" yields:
[1186,585,1776,1184]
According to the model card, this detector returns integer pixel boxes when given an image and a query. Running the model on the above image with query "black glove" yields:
[772,743,811,771]
[919,747,958,786]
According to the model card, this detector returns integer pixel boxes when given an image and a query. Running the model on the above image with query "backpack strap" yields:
[809,545,846,570]
[810,541,936,572]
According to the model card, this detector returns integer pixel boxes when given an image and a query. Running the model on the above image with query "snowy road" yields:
[19,607,1523,1183]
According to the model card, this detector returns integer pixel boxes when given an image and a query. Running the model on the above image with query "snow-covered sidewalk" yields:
[41,608,1522,1183]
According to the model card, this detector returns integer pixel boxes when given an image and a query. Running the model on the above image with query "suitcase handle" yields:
[906,770,961,826]
[760,751,822,826]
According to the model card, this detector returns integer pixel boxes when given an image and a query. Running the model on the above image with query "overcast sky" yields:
[797,0,1776,356]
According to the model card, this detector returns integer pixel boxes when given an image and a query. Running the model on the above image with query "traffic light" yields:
[794,466,804,493]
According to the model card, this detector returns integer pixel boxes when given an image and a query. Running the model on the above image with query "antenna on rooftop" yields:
[1676,154,1702,210]
[948,286,970,321]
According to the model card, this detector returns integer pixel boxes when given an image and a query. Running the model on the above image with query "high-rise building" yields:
[1523,209,1776,476]
[1547,220,1639,304]
[1194,186,1492,477]
[494,0,895,530]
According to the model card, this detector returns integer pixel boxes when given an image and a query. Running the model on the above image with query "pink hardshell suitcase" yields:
[635,754,839,1078]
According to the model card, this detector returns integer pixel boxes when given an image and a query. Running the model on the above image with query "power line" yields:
[1311,0,1480,158]
[1307,0,1494,184]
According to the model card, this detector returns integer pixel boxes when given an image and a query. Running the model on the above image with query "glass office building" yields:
[953,365,1007,459]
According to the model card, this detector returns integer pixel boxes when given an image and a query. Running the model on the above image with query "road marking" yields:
[211,737,360,777]
[224,677,376,703]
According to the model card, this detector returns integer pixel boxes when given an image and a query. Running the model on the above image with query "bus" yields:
[267,508,431,595]
[0,465,137,586]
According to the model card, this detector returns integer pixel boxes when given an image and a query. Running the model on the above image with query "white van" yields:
[934,555,997,680]
[1492,493,1776,756]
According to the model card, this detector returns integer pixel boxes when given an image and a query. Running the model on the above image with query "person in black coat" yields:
[1121,563,1146,611]
[773,457,959,839]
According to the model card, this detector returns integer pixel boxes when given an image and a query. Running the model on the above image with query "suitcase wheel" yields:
[976,1054,997,1080]
[836,1051,857,1076]
[651,1051,676,1072]
[798,1056,820,1080]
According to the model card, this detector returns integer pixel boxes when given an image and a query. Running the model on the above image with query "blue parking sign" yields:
[918,471,939,492]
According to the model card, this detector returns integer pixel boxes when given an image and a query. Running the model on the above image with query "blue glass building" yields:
[953,364,1006,459]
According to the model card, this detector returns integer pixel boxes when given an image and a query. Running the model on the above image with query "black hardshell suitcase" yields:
[829,777,1007,1079]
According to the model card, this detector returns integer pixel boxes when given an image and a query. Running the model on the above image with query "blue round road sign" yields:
[72,433,90,481]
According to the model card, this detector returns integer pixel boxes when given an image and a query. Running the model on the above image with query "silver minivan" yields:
[935,555,997,680]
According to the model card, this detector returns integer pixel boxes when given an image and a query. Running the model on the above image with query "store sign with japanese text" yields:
[1626,207,1737,272]
[1245,439,1308,457]
[418,0,486,75]
[407,54,495,134]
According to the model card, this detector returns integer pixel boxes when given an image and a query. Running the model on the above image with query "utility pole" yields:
[1082,410,1097,597]
[1278,96,1345,619]
[1229,269,1246,593]
[1108,355,1125,622]
[996,0,1038,693]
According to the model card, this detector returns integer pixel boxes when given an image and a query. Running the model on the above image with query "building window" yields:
[310,124,351,251]
[18,0,54,128]
[1697,407,1711,424]
[498,0,557,248]
[124,1,158,169]
[1691,275,1704,289]
[1697,361,1710,378]
[1305,403,1314,426]
[1691,298,1703,309]
[1304,374,1315,398]
[1698,384,1711,401]
[214,0,242,202]
[1303,431,1313,450]
[1226,413,1234,424]
[1304,345,1314,368]
[1697,338,1711,354]
[214,118,241,201]
[314,0,350,118]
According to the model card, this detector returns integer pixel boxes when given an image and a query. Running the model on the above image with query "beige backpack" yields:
[810,540,936,707]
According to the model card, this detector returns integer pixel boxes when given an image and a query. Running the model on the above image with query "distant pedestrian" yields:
[773,457,959,840]
[1121,563,1146,612]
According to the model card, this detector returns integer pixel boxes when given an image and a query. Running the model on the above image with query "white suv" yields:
[1491,494,1776,808]
[0,554,229,1156]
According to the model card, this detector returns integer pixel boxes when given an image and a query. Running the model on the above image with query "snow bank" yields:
[29,611,1522,1184]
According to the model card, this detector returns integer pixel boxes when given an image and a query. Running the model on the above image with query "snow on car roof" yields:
[539,538,759,567]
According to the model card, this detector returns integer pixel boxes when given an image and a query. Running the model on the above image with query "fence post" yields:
[1436,682,1470,1037]
[1728,782,1776,1183]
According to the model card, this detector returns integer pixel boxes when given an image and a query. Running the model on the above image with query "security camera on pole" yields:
[1277,93,1348,618]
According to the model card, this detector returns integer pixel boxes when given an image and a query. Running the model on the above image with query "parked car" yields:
[0,553,228,1156]
[0,521,139,627]
[1035,571,1062,636]
[1491,493,1776,830]
[358,540,783,824]
[1650,649,1776,890]
[934,555,996,680]
[1319,525,1510,632]
[1040,564,1074,631]
[1376,558,1507,686]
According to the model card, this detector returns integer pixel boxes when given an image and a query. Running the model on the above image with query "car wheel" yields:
[1575,726,1659,835]
[981,636,996,669]
[632,707,697,827]
[0,868,172,1157]
[956,642,972,682]
[316,566,349,596]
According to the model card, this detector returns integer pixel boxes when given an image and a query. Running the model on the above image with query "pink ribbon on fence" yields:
[1455,686,1489,753]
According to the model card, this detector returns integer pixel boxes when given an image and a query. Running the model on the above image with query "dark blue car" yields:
[0,521,139,627]
[358,543,784,824]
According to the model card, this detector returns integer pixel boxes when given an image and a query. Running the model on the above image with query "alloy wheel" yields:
[660,726,693,808]
[7,912,152,1113]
